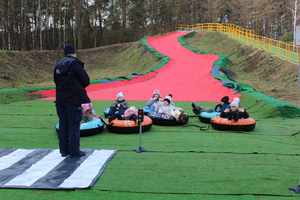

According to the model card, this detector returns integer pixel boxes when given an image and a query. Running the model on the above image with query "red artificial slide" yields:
[37,32,238,102]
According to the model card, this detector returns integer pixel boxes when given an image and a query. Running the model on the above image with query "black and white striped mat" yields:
[0,149,116,189]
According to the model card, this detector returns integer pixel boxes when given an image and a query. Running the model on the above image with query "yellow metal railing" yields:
[177,23,300,64]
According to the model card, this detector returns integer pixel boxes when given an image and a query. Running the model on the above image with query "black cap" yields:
[221,96,229,103]
[64,43,75,55]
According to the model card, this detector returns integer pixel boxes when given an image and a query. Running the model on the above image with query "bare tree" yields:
[0,0,296,50]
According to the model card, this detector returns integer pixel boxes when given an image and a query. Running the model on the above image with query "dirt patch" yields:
[187,32,300,105]
[0,50,60,87]
[0,42,159,88]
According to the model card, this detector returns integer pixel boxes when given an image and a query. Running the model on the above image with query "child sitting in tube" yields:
[214,96,231,113]
[124,106,138,121]
[156,96,183,120]
[220,97,249,121]
[167,94,176,107]
[156,96,174,119]
[144,89,161,114]
[192,96,231,115]
[150,95,187,123]
[81,103,99,123]
[108,92,129,120]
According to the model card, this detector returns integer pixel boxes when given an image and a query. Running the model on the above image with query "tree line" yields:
[0,0,298,50]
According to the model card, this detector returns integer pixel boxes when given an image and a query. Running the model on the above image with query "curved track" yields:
[38,32,237,102]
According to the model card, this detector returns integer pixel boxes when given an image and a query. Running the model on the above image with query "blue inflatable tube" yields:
[143,106,152,114]
[199,111,220,123]
[56,118,105,137]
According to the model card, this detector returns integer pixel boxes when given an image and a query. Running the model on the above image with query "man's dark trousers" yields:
[56,103,82,156]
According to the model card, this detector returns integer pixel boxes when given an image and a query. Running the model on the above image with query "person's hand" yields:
[81,103,92,113]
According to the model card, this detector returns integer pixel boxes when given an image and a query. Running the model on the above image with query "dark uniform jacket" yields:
[54,56,90,106]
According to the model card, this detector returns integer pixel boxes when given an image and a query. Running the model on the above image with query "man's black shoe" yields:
[61,152,69,157]
[289,185,300,193]
[70,151,86,158]
[192,103,201,115]
[192,102,197,109]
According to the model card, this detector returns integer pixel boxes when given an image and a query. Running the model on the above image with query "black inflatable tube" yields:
[56,126,104,137]
[150,116,189,126]
[211,123,256,132]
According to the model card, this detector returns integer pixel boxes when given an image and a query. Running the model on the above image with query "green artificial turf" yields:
[1,32,300,200]
[0,98,300,200]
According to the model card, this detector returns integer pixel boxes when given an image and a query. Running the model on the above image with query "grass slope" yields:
[0,42,159,88]
[186,32,300,105]
[0,42,159,104]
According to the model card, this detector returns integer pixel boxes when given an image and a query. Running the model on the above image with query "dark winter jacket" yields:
[215,102,230,113]
[54,56,90,106]
[108,99,129,119]
[220,108,249,121]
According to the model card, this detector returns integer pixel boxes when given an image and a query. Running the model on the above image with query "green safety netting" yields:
[178,31,300,118]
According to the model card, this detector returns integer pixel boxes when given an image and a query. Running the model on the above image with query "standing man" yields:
[54,44,90,157]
